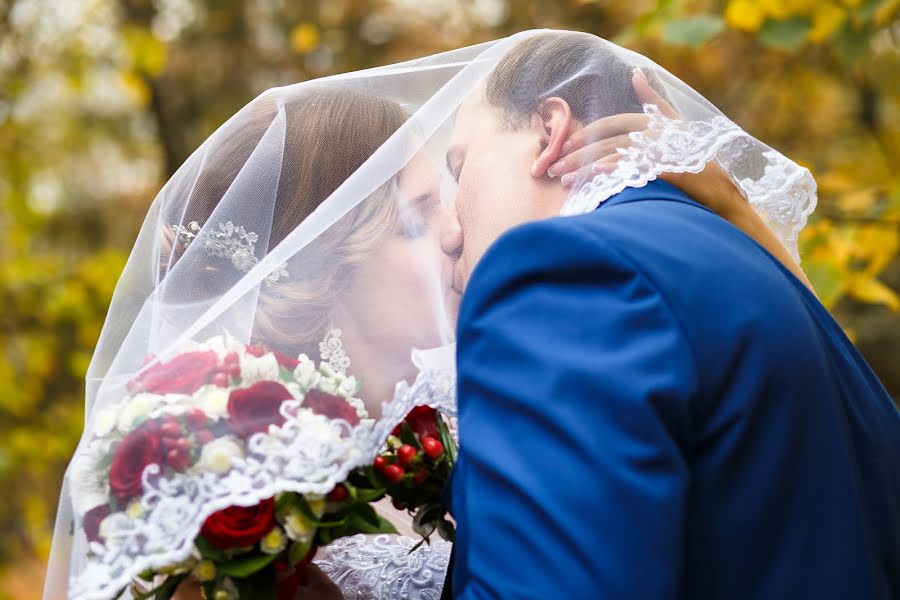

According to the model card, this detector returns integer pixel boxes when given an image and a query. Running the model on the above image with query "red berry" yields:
[397,444,417,465]
[184,408,207,428]
[211,371,229,387]
[373,456,387,472]
[160,420,182,439]
[383,464,405,484]
[413,469,428,485]
[167,448,190,471]
[327,485,349,502]
[228,364,241,378]
[421,437,444,459]
[224,352,240,366]
[194,430,214,445]
[392,499,407,511]
[162,436,180,449]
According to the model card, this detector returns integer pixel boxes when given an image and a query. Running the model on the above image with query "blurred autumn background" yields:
[1,0,898,596]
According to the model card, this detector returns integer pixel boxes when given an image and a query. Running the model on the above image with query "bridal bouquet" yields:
[369,405,458,546]
[75,336,394,599]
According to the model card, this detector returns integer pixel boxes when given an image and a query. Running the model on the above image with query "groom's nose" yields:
[440,209,463,262]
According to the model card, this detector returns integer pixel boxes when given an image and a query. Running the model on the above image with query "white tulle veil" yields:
[45,29,815,599]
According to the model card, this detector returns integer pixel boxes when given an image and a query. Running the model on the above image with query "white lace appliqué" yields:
[562,104,817,263]
[320,328,351,376]
[316,534,452,599]
[172,220,289,285]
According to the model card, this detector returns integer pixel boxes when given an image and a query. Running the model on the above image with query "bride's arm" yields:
[660,162,816,295]
[553,70,816,296]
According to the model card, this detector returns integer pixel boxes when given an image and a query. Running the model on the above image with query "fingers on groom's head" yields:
[631,67,679,118]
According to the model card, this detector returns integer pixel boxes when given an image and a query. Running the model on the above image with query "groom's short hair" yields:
[485,32,664,128]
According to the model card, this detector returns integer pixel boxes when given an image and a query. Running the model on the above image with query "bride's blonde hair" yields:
[161,87,406,355]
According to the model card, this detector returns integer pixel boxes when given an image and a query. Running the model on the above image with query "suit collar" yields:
[596,179,715,215]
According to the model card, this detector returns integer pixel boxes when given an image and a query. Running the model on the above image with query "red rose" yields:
[392,406,440,439]
[109,420,165,503]
[273,350,300,370]
[245,344,300,369]
[228,381,292,438]
[83,504,111,543]
[245,344,267,358]
[304,388,360,426]
[200,497,276,549]
[129,351,221,394]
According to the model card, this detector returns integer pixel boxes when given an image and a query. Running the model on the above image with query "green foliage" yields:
[662,15,725,47]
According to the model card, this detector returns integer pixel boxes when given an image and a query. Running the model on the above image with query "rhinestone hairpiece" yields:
[172,221,289,286]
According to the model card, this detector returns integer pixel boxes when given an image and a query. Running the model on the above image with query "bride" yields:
[46,30,816,600]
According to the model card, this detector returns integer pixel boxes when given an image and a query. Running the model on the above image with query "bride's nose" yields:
[439,208,463,261]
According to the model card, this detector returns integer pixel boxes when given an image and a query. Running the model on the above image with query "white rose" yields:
[193,385,230,421]
[293,359,319,389]
[196,436,244,475]
[203,334,245,360]
[280,508,315,542]
[318,377,338,395]
[116,393,157,433]
[239,352,280,384]
[92,409,117,438]
[337,375,358,398]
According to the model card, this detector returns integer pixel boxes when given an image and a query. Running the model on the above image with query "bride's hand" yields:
[293,564,345,600]
[551,69,816,294]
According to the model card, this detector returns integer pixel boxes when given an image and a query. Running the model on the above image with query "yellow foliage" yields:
[120,71,151,107]
[846,274,900,310]
[809,3,847,42]
[290,23,321,54]
[725,0,766,32]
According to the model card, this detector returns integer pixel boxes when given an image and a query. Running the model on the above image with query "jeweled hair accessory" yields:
[172,220,289,285]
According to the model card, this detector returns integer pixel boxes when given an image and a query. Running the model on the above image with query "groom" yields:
[440,33,900,599]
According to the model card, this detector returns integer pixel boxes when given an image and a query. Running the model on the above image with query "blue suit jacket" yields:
[449,180,900,599]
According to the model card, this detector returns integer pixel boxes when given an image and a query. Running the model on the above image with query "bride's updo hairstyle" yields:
[159,87,406,355]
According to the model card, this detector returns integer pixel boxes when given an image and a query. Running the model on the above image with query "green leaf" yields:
[758,17,811,51]
[399,421,419,447]
[217,552,278,578]
[835,24,872,62]
[437,414,457,466]
[346,511,398,535]
[132,574,185,600]
[438,518,456,543]
[194,534,228,562]
[295,496,348,528]
[352,487,386,504]
[662,15,725,48]
[288,538,313,565]
[804,259,845,309]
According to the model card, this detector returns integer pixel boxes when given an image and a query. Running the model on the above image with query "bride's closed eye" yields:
[397,192,439,239]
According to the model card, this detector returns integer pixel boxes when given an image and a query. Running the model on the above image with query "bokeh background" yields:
[1,0,898,595]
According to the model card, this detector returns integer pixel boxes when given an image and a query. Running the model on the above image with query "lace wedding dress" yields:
[317,534,452,599]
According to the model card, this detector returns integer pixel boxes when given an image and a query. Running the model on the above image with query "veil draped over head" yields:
[46,29,815,599]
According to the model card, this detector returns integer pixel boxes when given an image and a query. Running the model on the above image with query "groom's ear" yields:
[530,97,574,179]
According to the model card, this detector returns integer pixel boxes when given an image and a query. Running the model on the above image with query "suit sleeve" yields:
[450,217,698,600]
